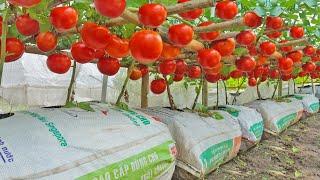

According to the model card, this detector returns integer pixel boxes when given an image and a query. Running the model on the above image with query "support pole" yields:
[101,75,108,103]
[202,80,208,106]
[141,73,149,108]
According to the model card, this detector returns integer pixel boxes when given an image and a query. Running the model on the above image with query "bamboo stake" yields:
[101,75,108,103]
[141,73,149,108]
[202,79,208,106]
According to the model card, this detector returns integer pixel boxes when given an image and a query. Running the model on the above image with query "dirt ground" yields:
[208,113,320,180]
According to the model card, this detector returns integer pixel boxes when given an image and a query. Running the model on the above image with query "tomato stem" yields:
[164,75,176,110]
[272,79,280,99]
[65,61,77,104]
[216,81,219,109]
[222,80,228,105]
[192,76,204,110]
[116,61,134,106]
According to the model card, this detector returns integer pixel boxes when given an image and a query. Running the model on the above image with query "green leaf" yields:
[211,112,224,120]
[270,6,283,16]
[78,102,95,112]
[292,146,300,153]
[254,6,266,16]
[295,170,303,178]
[234,47,248,56]
[64,101,77,108]
[302,0,316,8]
[116,102,129,111]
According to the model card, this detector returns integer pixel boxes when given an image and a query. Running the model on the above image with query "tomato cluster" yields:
[3,0,318,96]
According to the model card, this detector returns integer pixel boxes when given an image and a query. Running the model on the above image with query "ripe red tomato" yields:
[36,31,57,52]
[81,22,111,50]
[94,0,126,18]
[259,41,276,56]
[178,0,203,20]
[46,53,71,74]
[269,69,279,79]
[316,49,320,56]
[16,14,39,36]
[168,24,194,47]
[290,26,304,39]
[151,78,167,94]
[243,12,262,28]
[279,40,293,52]
[50,6,78,32]
[204,62,222,75]
[130,30,163,64]
[303,45,315,56]
[287,50,303,63]
[281,66,293,75]
[310,72,319,79]
[138,3,167,27]
[158,59,176,75]
[266,31,281,39]
[236,30,256,46]
[230,69,243,79]
[1,38,25,63]
[211,38,235,57]
[260,75,268,82]
[97,57,120,76]
[220,74,230,81]
[205,73,220,83]
[71,42,95,64]
[311,56,320,62]
[175,59,187,74]
[106,35,129,58]
[248,77,257,87]
[281,74,292,81]
[173,74,184,82]
[161,43,181,59]
[198,21,220,41]
[266,16,283,30]
[247,45,258,56]
[316,65,320,72]
[256,55,268,66]
[94,49,106,59]
[236,56,256,72]
[299,71,307,77]
[8,0,41,7]
[215,0,238,20]
[278,57,293,70]
[188,66,201,79]
[302,62,316,73]
[197,49,221,69]
[130,68,142,80]
[253,66,264,78]
[138,64,149,77]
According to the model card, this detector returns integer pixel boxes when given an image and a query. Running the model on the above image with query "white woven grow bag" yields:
[218,105,264,149]
[0,103,176,180]
[138,107,242,178]
[289,94,319,114]
[246,99,304,134]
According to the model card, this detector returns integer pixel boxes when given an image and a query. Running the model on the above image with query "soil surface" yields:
[208,113,320,180]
